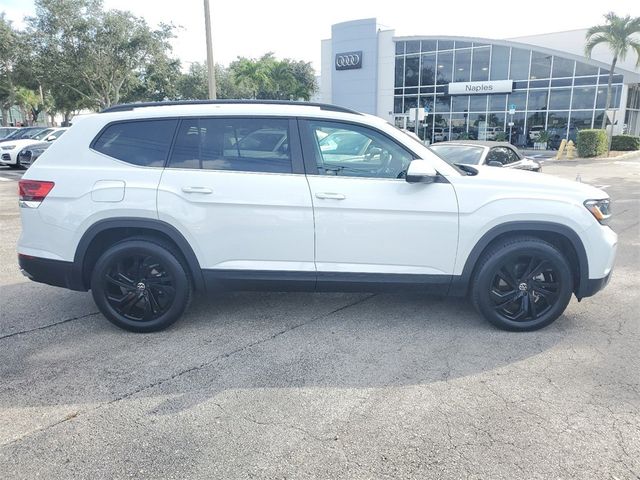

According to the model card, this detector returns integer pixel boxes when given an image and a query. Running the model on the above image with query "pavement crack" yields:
[0,311,100,340]
[1,294,376,448]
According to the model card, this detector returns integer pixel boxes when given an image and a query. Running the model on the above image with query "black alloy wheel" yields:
[472,237,573,331]
[103,254,175,322]
[91,239,191,332]
[489,254,560,321]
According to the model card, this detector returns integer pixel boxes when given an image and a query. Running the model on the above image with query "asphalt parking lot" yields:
[1,159,638,479]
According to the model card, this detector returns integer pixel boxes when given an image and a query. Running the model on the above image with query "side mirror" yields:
[406,159,438,184]
[45,135,56,142]
[487,160,503,167]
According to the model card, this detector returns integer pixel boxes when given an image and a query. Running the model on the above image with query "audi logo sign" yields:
[335,51,363,70]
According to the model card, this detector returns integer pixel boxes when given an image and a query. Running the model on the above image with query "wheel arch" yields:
[451,221,589,298]
[73,218,205,292]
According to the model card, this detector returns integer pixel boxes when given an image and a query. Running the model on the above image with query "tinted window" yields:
[430,145,484,165]
[405,55,420,87]
[93,120,177,166]
[510,48,530,80]
[490,45,510,81]
[421,53,436,86]
[309,121,413,179]
[530,51,551,79]
[168,117,291,173]
[436,51,453,84]
[471,47,490,81]
[552,57,574,78]
[453,49,471,82]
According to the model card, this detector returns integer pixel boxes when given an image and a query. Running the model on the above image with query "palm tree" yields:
[585,12,640,129]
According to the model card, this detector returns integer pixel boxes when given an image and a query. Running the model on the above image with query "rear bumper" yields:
[18,254,86,291]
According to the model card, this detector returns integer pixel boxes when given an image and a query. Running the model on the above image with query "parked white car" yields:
[18,101,616,333]
[430,141,542,172]
[0,127,67,168]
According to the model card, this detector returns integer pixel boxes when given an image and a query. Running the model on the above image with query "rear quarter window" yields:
[92,119,178,166]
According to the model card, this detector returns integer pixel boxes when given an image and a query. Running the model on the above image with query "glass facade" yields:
[393,38,627,145]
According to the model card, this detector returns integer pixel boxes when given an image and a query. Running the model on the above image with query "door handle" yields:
[181,186,213,194]
[315,192,346,200]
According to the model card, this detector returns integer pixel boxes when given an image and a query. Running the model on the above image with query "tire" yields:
[471,236,573,331]
[91,238,192,332]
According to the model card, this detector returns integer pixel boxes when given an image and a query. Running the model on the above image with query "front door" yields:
[299,119,459,291]
[157,116,315,289]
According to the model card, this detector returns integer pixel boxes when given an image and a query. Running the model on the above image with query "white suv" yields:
[17,101,617,332]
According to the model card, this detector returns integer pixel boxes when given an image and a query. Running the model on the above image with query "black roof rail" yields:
[100,99,361,115]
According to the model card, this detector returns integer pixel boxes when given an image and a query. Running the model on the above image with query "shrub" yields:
[577,129,608,157]
[611,135,640,151]
[494,132,507,141]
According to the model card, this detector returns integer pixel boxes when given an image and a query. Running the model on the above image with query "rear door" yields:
[157,116,315,289]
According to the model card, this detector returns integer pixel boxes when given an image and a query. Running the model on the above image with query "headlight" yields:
[584,199,611,224]
[1,145,16,150]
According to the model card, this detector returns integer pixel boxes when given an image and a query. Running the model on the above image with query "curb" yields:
[543,150,640,165]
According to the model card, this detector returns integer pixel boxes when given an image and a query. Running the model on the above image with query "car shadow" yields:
[0,280,569,412]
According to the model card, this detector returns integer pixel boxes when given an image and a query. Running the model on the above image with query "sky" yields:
[2,0,639,73]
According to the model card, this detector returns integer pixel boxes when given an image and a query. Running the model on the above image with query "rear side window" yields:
[167,117,291,173]
[93,120,178,166]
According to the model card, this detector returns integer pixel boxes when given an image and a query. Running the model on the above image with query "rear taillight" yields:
[18,180,55,207]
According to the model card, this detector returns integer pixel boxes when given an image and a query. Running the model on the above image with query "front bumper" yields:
[18,254,86,291]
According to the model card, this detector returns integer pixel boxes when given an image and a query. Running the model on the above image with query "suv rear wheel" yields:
[90,238,192,332]
[471,236,573,331]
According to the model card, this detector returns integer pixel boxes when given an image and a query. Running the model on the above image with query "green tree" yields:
[14,87,41,125]
[229,53,316,100]
[585,12,640,128]
[28,0,179,110]
[0,13,18,125]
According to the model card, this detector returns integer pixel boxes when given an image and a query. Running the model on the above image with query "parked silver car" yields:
[429,140,542,172]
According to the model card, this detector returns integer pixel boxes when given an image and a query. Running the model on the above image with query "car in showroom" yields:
[0,127,67,168]
[430,140,542,172]
[18,100,616,333]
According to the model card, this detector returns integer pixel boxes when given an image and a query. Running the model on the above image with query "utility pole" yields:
[203,0,216,99]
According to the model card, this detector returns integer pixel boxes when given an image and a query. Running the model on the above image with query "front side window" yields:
[308,121,413,179]
[168,117,291,173]
[430,145,484,165]
[486,147,520,165]
[93,120,178,166]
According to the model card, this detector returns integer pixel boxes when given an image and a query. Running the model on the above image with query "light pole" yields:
[203,0,216,99]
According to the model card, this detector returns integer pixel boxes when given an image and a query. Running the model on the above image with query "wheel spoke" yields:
[497,266,517,289]
[105,274,136,291]
[492,291,519,310]
[514,295,529,320]
[520,256,537,281]
[121,294,142,315]
[527,259,548,280]
[147,289,162,315]
[528,293,539,318]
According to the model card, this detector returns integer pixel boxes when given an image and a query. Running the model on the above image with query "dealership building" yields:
[319,18,640,144]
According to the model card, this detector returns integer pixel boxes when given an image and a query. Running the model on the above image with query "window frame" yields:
[91,116,305,174]
[298,118,418,180]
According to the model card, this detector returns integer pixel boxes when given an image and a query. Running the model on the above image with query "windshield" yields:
[429,145,485,165]
[6,128,47,140]
[387,123,465,174]
[32,129,55,141]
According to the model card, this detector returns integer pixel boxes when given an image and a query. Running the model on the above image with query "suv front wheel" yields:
[471,236,573,331]
[91,238,192,332]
